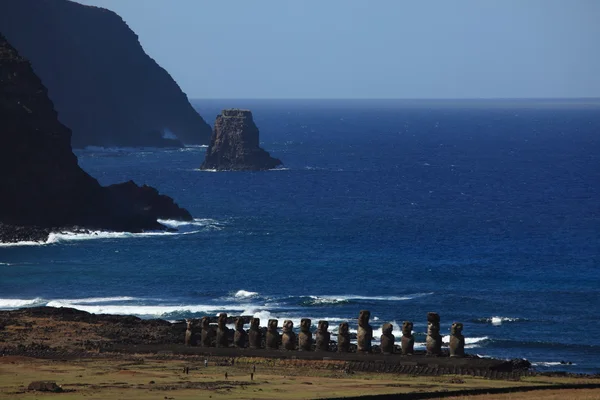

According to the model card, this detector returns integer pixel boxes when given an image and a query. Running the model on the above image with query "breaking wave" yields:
[473,316,529,325]
[0,218,222,247]
[0,298,46,308]
[532,361,577,367]
[298,293,433,306]
[233,290,259,299]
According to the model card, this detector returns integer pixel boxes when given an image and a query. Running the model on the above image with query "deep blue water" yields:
[1,99,599,373]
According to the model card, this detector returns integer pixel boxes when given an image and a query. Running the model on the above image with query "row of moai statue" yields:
[185,311,465,357]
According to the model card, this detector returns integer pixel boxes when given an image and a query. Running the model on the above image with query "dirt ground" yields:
[1,355,600,400]
[2,307,600,399]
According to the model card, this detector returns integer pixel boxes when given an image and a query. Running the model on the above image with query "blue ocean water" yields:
[1,99,599,373]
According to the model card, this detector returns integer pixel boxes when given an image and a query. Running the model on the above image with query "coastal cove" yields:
[1,99,599,375]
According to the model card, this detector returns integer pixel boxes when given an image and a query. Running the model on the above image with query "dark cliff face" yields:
[0,34,191,243]
[201,109,282,171]
[0,0,211,148]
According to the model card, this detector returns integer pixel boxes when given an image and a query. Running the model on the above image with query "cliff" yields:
[0,34,191,243]
[0,0,211,148]
[201,109,282,171]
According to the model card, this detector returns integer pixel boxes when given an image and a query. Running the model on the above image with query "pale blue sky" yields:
[75,0,600,99]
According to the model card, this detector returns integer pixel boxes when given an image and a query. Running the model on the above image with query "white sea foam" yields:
[488,316,523,325]
[0,262,11,265]
[242,309,346,330]
[307,293,433,303]
[43,301,264,317]
[158,218,223,231]
[0,240,46,247]
[532,361,576,367]
[56,296,139,304]
[234,290,259,299]
[442,335,489,348]
[0,218,218,247]
[0,298,46,308]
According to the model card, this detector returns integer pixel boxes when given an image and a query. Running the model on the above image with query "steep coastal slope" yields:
[0,0,211,148]
[201,109,282,171]
[0,34,191,243]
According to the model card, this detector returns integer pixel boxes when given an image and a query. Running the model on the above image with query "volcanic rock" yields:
[201,109,282,171]
[0,0,211,148]
[0,34,191,243]
[27,381,62,392]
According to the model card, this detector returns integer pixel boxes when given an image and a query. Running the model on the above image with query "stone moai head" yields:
[318,320,329,332]
[268,319,278,332]
[451,322,463,336]
[250,318,260,330]
[283,320,294,333]
[301,318,311,333]
[235,317,245,331]
[358,310,371,327]
[186,319,193,330]
[218,313,227,329]
[427,312,440,335]
[427,312,440,324]
[382,323,393,335]
[201,316,210,329]
[402,321,413,336]
[339,322,349,335]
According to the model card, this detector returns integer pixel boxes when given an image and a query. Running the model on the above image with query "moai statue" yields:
[357,310,373,353]
[449,322,465,357]
[282,320,296,350]
[401,321,414,355]
[426,312,442,356]
[266,319,280,349]
[216,313,229,348]
[233,317,248,348]
[315,320,330,352]
[200,316,214,347]
[248,318,262,349]
[185,319,196,346]
[337,322,350,353]
[380,323,395,354]
[298,318,312,351]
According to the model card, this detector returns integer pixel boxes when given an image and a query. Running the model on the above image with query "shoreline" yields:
[0,306,592,377]
[2,306,600,399]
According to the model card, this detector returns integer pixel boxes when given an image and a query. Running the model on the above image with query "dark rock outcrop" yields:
[27,381,62,393]
[200,109,282,171]
[0,0,211,148]
[0,34,191,243]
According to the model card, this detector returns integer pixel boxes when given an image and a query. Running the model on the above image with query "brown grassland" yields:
[1,355,600,400]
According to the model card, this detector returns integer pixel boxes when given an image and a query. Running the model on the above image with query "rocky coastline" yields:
[0,34,191,243]
[0,0,212,148]
[201,109,282,171]
[0,306,534,378]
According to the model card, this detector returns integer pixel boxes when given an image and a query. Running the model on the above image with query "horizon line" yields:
[189,97,600,101]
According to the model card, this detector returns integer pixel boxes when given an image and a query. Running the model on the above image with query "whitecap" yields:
[234,290,259,299]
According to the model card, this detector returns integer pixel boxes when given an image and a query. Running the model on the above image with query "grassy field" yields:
[1,355,600,400]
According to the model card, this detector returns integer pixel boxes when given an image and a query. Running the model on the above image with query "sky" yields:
[74,0,600,99]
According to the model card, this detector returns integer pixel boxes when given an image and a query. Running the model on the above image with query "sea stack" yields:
[200,109,282,171]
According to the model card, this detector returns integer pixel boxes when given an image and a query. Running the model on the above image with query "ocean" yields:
[1,99,599,374]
